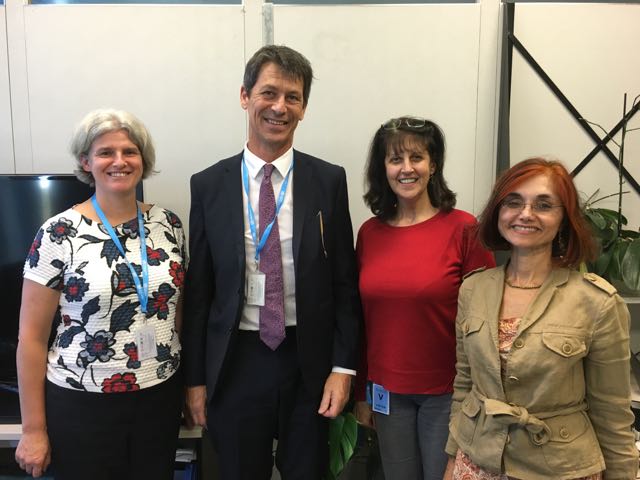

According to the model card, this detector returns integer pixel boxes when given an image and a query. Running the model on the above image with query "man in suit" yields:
[182,45,361,479]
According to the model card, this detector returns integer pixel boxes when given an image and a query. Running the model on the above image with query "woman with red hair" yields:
[443,158,638,480]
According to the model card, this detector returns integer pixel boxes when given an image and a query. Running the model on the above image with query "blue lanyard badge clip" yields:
[242,157,293,269]
[91,195,149,313]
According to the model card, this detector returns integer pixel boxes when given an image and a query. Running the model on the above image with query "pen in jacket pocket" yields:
[318,210,328,259]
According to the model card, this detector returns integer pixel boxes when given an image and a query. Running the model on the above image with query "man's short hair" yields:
[243,45,313,107]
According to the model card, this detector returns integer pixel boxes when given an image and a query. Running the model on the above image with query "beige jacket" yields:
[446,266,638,480]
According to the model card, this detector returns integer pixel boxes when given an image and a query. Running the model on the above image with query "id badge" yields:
[372,383,390,415]
[247,272,265,306]
[135,324,158,361]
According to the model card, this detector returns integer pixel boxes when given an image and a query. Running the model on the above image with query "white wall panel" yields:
[510,3,640,230]
[19,4,246,226]
[0,7,14,173]
[273,4,484,231]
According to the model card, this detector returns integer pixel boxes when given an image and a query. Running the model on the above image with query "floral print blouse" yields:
[24,206,186,393]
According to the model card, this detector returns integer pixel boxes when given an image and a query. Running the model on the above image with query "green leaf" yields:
[340,435,354,461]
[343,413,358,446]
[327,415,343,480]
[592,244,613,276]
[326,413,359,480]
[595,208,628,226]
[601,229,619,249]
[609,241,629,282]
[621,238,640,292]
[620,229,640,239]
[586,210,607,230]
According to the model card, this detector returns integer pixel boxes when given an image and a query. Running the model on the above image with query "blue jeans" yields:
[373,391,452,480]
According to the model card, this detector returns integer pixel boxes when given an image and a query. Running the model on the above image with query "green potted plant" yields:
[582,94,640,296]
[583,194,640,295]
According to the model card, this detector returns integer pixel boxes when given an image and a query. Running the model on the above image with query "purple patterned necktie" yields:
[258,163,286,350]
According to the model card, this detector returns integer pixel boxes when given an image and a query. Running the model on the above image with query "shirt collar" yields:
[243,143,294,180]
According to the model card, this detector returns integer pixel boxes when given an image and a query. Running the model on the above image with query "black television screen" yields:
[0,175,95,387]
[0,175,143,389]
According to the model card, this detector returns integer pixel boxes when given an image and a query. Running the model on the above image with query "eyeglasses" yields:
[382,117,427,130]
[501,199,563,214]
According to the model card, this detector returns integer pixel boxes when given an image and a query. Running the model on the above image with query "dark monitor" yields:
[0,175,143,390]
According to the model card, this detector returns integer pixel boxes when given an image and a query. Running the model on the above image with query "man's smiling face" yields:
[240,62,307,162]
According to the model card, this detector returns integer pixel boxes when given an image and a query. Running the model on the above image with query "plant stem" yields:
[588,190,630,207]
[618,94,627,239]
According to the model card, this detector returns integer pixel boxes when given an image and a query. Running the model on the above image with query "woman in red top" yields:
[355,117,494,480]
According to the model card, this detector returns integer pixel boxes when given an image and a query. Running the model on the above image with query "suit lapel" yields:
[292,150,312,267]
[519,268,569,333]
[224,154,246,273]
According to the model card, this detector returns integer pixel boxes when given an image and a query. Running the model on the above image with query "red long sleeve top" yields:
[355,210,495,400]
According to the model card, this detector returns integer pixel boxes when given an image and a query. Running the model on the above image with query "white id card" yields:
[135,324,158,361]
[247,272,266,306]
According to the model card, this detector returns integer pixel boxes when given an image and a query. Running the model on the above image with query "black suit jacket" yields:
[182,150,361,401]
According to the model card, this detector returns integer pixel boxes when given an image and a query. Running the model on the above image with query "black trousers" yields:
[207,328,329,480]
[45,371,182,480]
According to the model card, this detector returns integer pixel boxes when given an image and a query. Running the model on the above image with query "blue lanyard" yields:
[91,195,149,313]
[242,156,293,264]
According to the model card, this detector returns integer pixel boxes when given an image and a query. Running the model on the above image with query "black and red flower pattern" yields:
[111,263,141,297]
[46,217,77,244]
[27,229,44,268]
[77,330,116,367]
[101,372,140,393]
[146,246,169,266]
[120,218,142,239]
[123,342,141,369]
[164,211,182,229]
[30,207,185,392]
[147,283,176,320]
[63,277,89,302]
[169,261,184,288]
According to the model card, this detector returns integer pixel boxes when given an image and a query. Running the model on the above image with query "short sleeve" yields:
[23,215,75,290]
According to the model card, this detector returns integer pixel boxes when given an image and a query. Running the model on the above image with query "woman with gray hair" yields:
[15,109,186,479]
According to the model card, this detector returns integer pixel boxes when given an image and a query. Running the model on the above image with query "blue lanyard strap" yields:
[91,195,149,313]
[242,156,293,264]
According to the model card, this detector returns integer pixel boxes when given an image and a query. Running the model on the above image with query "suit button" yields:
[562,343,573,354]
[227,327,233,333]
[505,434,511,444]
[513,338,524,349]
[463,325,470,334]
[508,375,519,383]
[559,426,570,439]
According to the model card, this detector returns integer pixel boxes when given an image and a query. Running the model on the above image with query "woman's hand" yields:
[354,400,375,429]
[15,429,51,478]
[15,280,59,478]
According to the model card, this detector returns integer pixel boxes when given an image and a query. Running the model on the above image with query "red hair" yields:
[477,157,597,268]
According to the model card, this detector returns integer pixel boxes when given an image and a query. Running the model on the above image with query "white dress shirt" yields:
[239,145,355,375]
[240,145,296,330]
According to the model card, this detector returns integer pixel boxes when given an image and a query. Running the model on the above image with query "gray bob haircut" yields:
[70,109,156,186]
